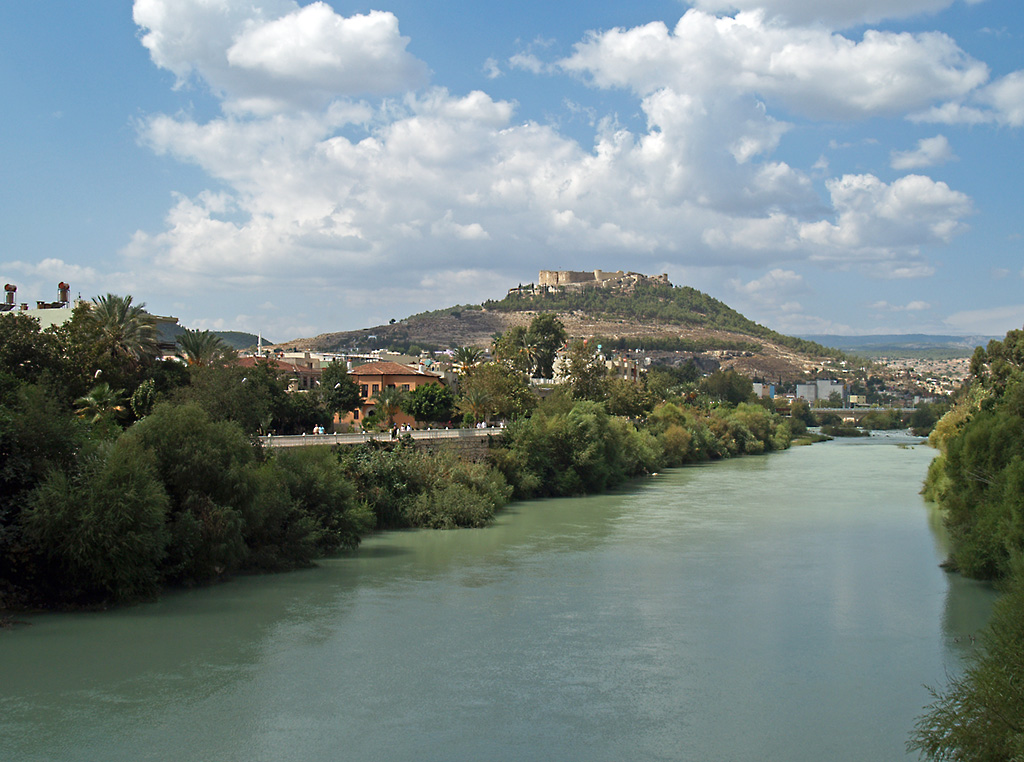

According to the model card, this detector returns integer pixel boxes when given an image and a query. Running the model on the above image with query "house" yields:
[338,360,444,430]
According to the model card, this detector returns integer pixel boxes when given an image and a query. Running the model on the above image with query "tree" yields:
[86,294,159,364]
[451,346,484,374]
[319,361,361,417]
[562,340,608,401]
[460,362,534,420]
[526,314,567,379]
[176,329,235,367]
[74,382,127,425]
[606,377,654,418]
[699,369,754,406]
[492,325,533,374]
[372,386,406,427]
[402,383,454,425]
[457,385,495,424]
[21,437,170,603]
[0,313,61,385]
[172,361,290,435]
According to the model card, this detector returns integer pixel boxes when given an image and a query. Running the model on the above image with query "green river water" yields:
[0,434,999,761]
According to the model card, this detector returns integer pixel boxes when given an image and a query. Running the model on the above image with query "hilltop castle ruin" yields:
[509,269,671,296]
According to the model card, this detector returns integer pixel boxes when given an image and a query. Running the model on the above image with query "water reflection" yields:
[0,437,1000,762]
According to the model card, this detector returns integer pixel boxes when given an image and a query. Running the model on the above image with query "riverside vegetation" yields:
[909,327,1024,760]
[1,300,801,610]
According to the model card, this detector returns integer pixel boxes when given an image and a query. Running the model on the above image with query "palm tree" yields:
[451,346,484,374]
[176,329,235,367]
[87,294,159,363]
[457,386,494,424]
[372,386,406,427]
[74,382,126,423]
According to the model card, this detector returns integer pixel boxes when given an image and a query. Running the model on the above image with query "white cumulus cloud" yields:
[122,1,993,334]
[134,0,428,114]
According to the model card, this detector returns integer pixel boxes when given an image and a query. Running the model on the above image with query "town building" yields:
[795,379,851,405]
[337,360,444,430]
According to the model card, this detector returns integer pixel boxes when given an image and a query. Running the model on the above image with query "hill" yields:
[800,333,992,360]
[276,279,854,383]
[158,324,265,351]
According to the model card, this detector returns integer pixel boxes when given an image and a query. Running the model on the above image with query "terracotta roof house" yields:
[340,361,444,430]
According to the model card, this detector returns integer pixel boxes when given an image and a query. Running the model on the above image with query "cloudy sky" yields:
[2,0,1022,340]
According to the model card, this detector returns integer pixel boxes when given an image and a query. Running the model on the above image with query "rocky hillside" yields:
[276,283,850,382]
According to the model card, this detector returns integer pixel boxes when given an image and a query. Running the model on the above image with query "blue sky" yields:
[2,0,1022,341]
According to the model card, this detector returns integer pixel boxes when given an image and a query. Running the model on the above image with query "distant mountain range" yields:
[157,323,266,351]
[799,334,994,358]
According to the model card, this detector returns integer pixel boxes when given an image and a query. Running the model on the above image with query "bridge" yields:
[774,405,921,421]
[790,407,917,422]
[260,427,502,449]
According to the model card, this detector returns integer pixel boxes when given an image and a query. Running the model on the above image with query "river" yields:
[0,434,999,761]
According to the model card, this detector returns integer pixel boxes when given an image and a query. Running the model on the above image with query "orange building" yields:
[339,361,444,430]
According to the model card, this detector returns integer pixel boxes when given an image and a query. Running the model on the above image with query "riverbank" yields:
[2,395,796,611]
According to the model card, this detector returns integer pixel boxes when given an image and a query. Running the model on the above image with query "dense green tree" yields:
[492,325,533,374]
[563,340,608,401]
[21,437,170,603]
[402,382,454,424]
[0,313,61,384]
[526,313,567,378]
[699,369,754,406]
[120,402,255,583]
[459,362,534,420]
[272,447,372,553]
[605,377,655,419]
[172,361,290,434]
[319,360,361,418]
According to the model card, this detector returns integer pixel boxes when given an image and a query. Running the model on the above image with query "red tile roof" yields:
[349,361,438,377]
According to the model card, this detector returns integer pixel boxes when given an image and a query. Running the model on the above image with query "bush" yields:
[21,438,169,602]
[407,483,495,529]
[272,447,373,554]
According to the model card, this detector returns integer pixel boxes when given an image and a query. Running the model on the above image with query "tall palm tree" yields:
[74,382,126,423]
[451,346,484,374]
[87,294,159,363]
[176,329,235,367]
[457,386,494,424]
[372,386,406,427]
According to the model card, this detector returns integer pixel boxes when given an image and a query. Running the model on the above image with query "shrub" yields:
[22,438,169,602]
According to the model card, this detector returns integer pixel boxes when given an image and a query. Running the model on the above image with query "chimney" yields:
[4,284,15,306]
[58,282,70,304]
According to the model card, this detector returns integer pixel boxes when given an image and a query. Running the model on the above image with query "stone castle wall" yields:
[536,269,671,290]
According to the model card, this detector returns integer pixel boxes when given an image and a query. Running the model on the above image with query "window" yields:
[372,384,379,394]
[353,410,359,419]
[360,384,368,398]
[401,384,410,392]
